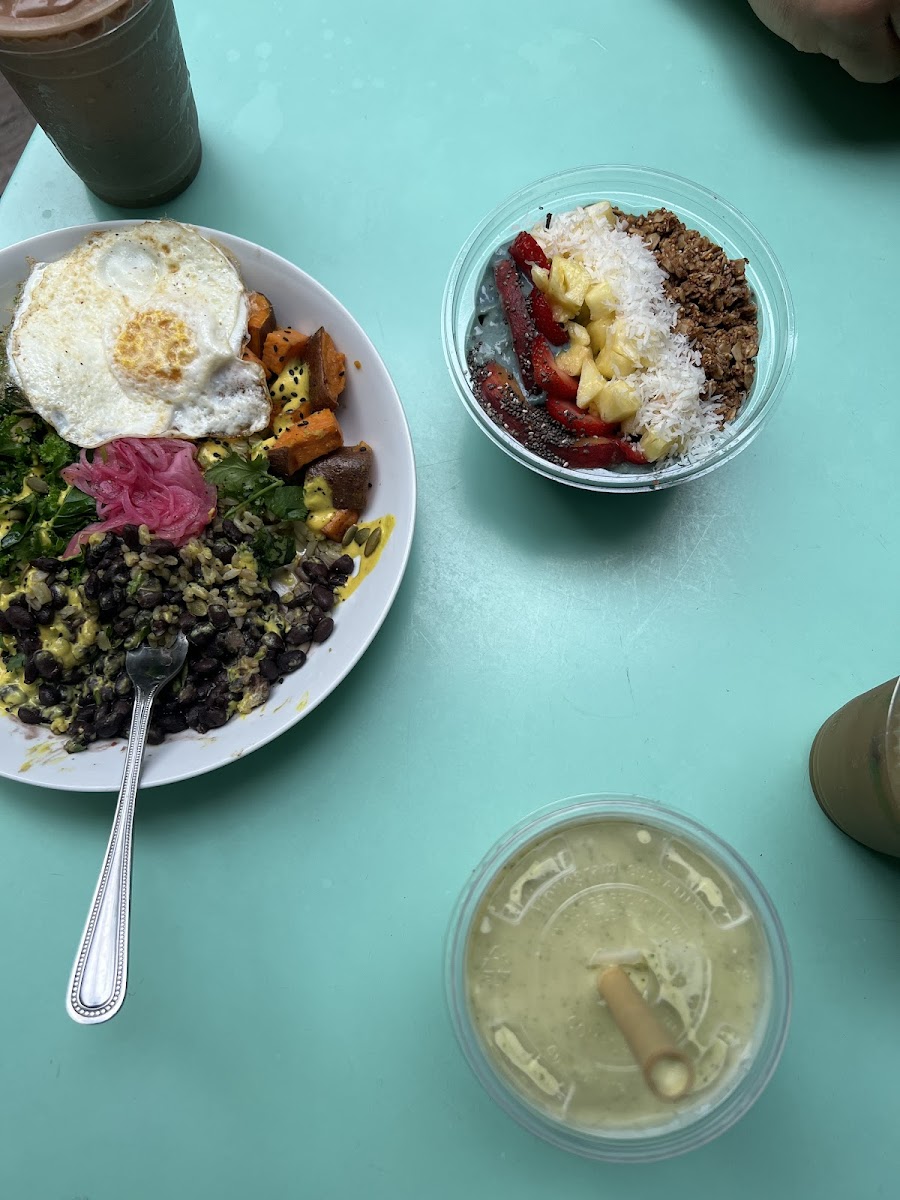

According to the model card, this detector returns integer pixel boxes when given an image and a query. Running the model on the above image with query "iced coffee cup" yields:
[809,677,900,857]
[445,796,792,1161]
[0,0,201,207]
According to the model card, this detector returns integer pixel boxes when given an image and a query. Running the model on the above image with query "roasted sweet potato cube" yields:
[247,292,276,358]
[263,327,310,376]
[321,509,360,541]
[305,326,347,412]
[267,409,343,477]
[304,442,373,513]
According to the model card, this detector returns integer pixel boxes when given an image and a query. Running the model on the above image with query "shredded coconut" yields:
[532,204,723,462]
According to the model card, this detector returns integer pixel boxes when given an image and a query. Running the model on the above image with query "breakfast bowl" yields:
[0,221,416,791]
[442,166,796,493]
[445,795,792,1161]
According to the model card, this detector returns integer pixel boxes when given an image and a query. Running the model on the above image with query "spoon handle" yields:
[66,685,156,1025]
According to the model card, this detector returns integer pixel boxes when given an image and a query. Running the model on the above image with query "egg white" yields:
[6,220,271,448]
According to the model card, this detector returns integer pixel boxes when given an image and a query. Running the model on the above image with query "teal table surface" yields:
[2,2,899,1197]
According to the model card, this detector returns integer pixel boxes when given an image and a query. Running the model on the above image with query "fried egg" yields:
[6,220,271,448]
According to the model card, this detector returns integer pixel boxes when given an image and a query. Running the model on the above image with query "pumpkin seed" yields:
[341,525,358,547]
[24,474,49,495]
[354,527,370,545]
[363,527,382,557]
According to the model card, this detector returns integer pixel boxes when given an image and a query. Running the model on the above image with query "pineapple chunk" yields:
[586,318,611,354]
[547,255,592,314]
[596,380,640,424]
[531,265,550,293]
[567,321,590,347]
[555,343,592,376]
[584,281,617,321]
[585,201,616,227]
[576,355,606,410]
[596,333,641,380]
[639,429,677,462]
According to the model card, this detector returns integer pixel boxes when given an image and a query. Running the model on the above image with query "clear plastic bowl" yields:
[444,795,792,1162]
[442,166,796,492]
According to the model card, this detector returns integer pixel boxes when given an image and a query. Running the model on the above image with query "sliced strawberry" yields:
[615,438,648,465]
[531,336,579,402]
[546,396,619,437]
[509,231,551,274]
[529,289,567,346]
[556,436,624,470]
[476,360,529,441]
[493,258,536,392]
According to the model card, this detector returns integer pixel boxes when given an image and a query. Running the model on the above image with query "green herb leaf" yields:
[264,485,307,522]
[204,453,270,499]
[251,528,296,574]
[37,431,77,474]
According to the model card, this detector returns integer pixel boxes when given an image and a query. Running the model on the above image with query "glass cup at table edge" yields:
[441,165,797,493]
[444,794,793,1163]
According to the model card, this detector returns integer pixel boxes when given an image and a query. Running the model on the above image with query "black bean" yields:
[211,540,234,563]
[286,624,310,646]
[201,707,228,731]
[185,706,204,730]
[188,623,215,649]
[218,629,245,657]
[112,618,132,638]
[38,684,60,706]
[33,650,61,681]
[4,604,34,632]
[136,585,162,610]
[277,650,306,674]
[0,610,11,634]
[192,657,219,678]
[307,606,324,628]
[286,588,312,609]
[151,619,169,636]
[121,524,141,549]
[260,632,284,654]
[301,560,327,583]
[31,556,63,574]
[113,698,133,721]
[19,631,41,656]
[221,519,247,542]
[208,604,229,629]
[98,587,124,616]
[49,584,67,609]
[146,725,165,746]
[77,703,97,725]
[147,538,175,556]
[115,676,133,697]
[95,713,122,740]
[159,711,188,734]
[312,618,334,644]
[99,685,115,705]
[311,584,335,611]
[110,568,130,587]
[178,612,195,632]
[330,554,355,576]
[83,572,100,600]
[23,658,39,685]
[17,705,43,724]
[33,607,53,626]
[259,657,280,682]
[177,682,198,706]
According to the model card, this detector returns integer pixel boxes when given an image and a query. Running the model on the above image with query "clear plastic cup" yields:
[445,795,792,1162]
[809,677,900,856]
[442,166,796,493]
[0,0,201,207]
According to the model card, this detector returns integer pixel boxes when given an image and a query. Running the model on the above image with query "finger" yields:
[833,24,900,81]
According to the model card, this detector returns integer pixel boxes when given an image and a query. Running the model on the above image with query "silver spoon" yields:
[66,632,189,1025]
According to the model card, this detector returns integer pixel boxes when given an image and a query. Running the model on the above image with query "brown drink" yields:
[809,677,900,857]
[0,0,201,207]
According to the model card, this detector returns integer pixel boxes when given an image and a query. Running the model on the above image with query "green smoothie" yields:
[465,817,769,1131]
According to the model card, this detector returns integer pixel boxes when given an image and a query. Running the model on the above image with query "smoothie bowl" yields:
[445,796,792,1161]
[442,166,795,492]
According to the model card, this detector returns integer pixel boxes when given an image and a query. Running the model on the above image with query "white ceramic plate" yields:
[0,222,416,791]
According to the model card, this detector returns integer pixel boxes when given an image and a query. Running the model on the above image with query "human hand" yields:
[749,0,900,81]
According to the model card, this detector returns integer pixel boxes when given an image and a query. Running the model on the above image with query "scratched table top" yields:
[1,2,899,1197]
